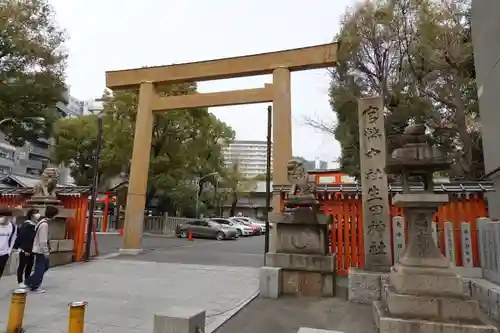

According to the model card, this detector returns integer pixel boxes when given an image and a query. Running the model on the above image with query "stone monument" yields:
[357,96,392,271]
[373,124,497,332]
[23,168,76,266]
[263,159,336,297]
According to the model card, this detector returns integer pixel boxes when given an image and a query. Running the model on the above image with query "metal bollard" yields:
[68,301,87,333]
[7,288,28,333]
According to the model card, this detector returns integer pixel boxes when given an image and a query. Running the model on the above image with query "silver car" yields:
[233,217,268,234]
[210,218,254,237]
[176,220,238,240]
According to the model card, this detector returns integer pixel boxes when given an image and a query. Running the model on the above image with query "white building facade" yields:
[223,140,273,178]
[0,89,84,187]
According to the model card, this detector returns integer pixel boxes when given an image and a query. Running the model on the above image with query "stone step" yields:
[391,269,464,297]
[374,301,497,333]
[385,285,481,322]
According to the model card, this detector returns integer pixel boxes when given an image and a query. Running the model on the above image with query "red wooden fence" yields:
[321,193,487,275]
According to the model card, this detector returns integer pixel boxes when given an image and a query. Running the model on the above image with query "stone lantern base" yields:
[373,194,497,332]
[374,268,496,332]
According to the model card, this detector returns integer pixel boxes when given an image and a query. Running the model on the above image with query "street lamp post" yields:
[84,113,104,261]
[195,172,219,218]
[214,177,221,217]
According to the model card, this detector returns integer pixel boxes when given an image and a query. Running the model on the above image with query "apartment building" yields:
[0,89,84,187]
[222,140,330,178]
[222,140,273,178]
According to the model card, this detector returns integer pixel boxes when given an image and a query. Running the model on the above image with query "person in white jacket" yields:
[25,206,58,293]
[0,209,18,280]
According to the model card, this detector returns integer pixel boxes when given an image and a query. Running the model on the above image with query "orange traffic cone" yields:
[119,228,124,237]
[188,230,193,241]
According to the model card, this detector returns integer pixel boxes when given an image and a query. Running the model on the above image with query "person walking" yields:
[25,206,58,293]
[16,209,39,287]
[0,208,18,280]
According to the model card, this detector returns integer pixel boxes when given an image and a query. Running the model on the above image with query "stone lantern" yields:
[374,124,496,332]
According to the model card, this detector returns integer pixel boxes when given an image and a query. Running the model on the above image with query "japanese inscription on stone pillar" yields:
[358,96,392,271]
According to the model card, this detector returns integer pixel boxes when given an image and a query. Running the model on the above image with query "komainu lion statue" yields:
[33,168,59,197]
[286,159,316,196]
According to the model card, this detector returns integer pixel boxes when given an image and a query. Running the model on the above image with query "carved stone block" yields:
[58,239,74,252]
[282,270,323,296]
[348,268,383,304]
[277,224,328,255]
[266,252,336,273]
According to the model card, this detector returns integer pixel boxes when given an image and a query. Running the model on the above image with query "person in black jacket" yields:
[15,209,39,286]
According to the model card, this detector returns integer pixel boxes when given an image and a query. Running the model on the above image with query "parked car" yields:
[229,217,261,235]
[233,217,268,234]
[210,218,254,237]
[175,219,238,240]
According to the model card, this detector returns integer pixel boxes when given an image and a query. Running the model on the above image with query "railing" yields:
[325,193,488,275]
[92,215,195,235]
[143,216,196,235]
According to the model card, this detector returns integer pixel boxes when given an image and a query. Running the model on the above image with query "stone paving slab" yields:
[215,296,376,333]
[0,258,259,333]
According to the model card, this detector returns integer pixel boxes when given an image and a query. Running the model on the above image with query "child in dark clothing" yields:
[15,209,39,287]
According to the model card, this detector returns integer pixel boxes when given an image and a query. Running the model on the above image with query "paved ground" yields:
[109,235,266,268]
[0,235,265,333]
[95,233,194,256]
[215,296,376,333]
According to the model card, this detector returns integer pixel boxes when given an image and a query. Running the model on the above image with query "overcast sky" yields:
[49,0,356,163]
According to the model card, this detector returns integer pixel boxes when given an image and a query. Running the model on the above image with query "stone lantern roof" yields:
[385,124,452,193]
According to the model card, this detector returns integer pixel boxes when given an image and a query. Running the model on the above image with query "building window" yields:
[319,176,336,184]
[31,141,49,150]
[340,175,356,184]
[26,168,42,176]
[0,149,14,159]
[0,166,11,174]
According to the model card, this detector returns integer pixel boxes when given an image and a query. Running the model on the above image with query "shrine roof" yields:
[0,186,91,196]
[272,182,494,193]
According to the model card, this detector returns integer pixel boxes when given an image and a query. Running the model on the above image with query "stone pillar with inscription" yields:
[373,124,496,333]
[358,97,392,271]
[263,159,336,297]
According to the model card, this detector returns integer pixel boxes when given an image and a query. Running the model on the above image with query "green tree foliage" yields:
[218,162,258,217]
[310,0,481,180]
[0,0,67,146]
[52,83,235,215]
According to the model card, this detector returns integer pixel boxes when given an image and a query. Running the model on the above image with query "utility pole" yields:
[84,114,103,261]
[264,105,272,260]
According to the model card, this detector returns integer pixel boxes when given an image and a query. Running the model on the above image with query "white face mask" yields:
[32,213,41,221]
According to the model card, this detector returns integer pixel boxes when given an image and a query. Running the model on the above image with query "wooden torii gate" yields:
[105,43,339,253]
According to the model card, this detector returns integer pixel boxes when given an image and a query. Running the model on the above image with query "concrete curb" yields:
[207,289,259,333]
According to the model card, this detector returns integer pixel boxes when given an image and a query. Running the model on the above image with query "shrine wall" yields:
[471,0,500,218]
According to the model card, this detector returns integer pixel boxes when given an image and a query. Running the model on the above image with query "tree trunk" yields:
[452,73,473,179]
[229,192,237,217]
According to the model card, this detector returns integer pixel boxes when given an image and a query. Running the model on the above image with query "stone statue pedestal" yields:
[22,195,76,267]
[374,193,496,332]
[264,197,336,297]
